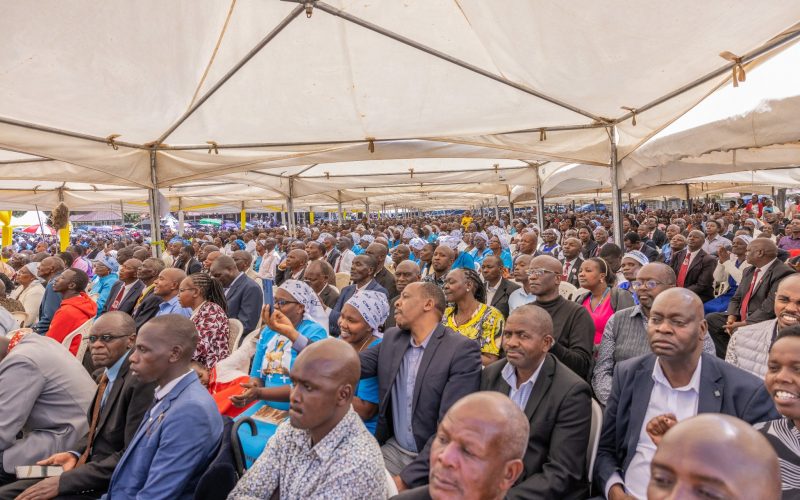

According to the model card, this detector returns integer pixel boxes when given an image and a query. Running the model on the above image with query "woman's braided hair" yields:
[189,272,228,313]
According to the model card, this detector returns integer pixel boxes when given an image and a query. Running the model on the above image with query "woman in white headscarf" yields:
[338,290,389,434]
[223,280,329,466]
[10,262,45,327]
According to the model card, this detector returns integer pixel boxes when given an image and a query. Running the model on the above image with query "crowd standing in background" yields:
[0,194,798,498]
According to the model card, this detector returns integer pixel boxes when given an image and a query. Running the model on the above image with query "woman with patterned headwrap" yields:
[488,234,513,270]
[232,280,328,467]
[337,290,389,434]
[10,262,45,327]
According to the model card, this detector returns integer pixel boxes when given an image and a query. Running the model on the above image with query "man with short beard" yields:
[423,245,454,290]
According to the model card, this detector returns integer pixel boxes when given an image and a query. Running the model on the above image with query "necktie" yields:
[110,286,126,311]
[562,261,570,280]
[677,253,690,287]
[740,268,761,319]
[335,255,342,273]
[78,374,109,466]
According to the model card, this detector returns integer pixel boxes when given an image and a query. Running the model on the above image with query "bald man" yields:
[596,288,779,500]
[153,268,192,318]
[481,305,592,499]
[707,238,795,358]
[394,392,528,500]
[105,315,222,499]
[229,339,387,499]
[32,256,65,334]
[648,415,780,500]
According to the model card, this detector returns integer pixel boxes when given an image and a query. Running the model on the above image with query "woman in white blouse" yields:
[10,262,45,327]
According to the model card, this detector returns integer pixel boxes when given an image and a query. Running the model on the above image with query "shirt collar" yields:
[162,294,181,308]
[652,356,702,392]
[228,272,245,289]
[104,350,130,384]
[302,408,360,462]
[628,304,645,318]
[154,370,194,402]
[758,258,777,275]
[410,327,436,348]
[501,357,545,389]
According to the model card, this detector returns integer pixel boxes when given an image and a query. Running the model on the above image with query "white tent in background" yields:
[9,210,50,227]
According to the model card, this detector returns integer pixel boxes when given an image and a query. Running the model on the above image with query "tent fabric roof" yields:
[2,1,800,210]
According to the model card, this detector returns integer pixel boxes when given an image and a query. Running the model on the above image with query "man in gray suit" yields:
[0,333,95,484]
[359,282,482,492]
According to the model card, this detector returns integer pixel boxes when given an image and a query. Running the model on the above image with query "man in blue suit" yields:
[595,288,778,500]
[104,315,223,499]
[329,254,387,336]
[210,255,262,334]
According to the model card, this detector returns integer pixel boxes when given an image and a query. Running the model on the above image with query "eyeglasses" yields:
[630,280,668,291]
[178,287,197,293]
[526,268,558,277]
[89,334,131,343]
[275,299,300,307]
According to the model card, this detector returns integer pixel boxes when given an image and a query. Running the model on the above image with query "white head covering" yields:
[279,280,330,334]
[473,231,489,243]
[408,237,427,251]
[346,290,390,337]
[402,227,416,240]
[438,235,460,250]
[22,262,39,278]
[622,250,649,267]
[734,234,753,245]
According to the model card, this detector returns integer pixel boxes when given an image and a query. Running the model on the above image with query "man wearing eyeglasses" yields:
[0,312,155,500]
[595,288,777,500]
[593,264,716,405]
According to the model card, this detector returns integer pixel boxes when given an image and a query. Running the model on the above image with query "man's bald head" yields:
[294,338,360,389]
[747,237,778,267]
[530,255,562,274]
[648,414,780,500]
[648,287,707,360]
[640,262,677,286]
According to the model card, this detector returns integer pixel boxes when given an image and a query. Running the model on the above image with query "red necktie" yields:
[740,268,761,319]
[110,286,125,311]
[677,253,690,287]
[335,256,342,273]
[562,261,570,280]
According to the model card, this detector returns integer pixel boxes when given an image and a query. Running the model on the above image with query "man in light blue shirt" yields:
[152,268,191,318]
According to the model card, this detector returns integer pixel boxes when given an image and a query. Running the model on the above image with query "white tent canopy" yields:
[2,1,800,237]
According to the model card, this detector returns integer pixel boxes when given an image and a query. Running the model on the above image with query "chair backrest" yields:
[335,272,351,291]
[587,398,604,483]
[11,311,27,328]
[64,319,93,360]
[558,281,578,300]
[228,319,244,352]
[194,417,238,500]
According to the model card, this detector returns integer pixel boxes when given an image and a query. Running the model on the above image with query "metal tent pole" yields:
[535,168,546,230]
[148,150,163,257]
[494,196,500,221]
[685,184,691,214]
[177,197,185,236]
[609,127,624,245]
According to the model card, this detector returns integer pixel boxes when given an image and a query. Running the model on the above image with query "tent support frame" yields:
[148,150,163,257]
[534,167,545,231]
[609,127,623,244]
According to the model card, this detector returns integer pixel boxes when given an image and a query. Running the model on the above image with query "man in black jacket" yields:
[131,257,165,331]
[481,305,592,499]
[359,282,481,491]
[101,258,144,316]
[668,230,716,303]
[365,243,398,300]
[0,312,155,500]
[481,255,519,319]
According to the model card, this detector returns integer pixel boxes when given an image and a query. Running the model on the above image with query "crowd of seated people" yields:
[0,199,797,498]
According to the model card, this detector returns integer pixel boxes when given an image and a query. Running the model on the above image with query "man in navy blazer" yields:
[595,288,778,499]
[101,258,144,316]
[104,315,223,500]
[359,282,482,491]
[329,254,387,336]
[210,255,262,334]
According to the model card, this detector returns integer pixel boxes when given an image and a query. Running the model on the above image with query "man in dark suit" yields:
[211,255,262,334]
[481,305,592,499]
[366,243,398,300]
[385,260,421,330]
[0,312,155,500]
[481,255,520,319]
[668,230,716,302]
[101,258,144,316]
[647,218,668,248]
[595,288,778,499]
[323,235,340,269]
[131,257,165,331]
[304,260,339,309]
[360,282,482,491]
[329,254,387,336]
[624,232,659,263]
[275,249,307,287]
[707,238,795,357]
[560,238,583,288]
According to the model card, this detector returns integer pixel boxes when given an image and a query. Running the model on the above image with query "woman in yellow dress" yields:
[442,267,505,366]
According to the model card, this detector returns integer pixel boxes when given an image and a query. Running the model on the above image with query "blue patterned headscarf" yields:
[346,290,390,336]
[279,280,329,334]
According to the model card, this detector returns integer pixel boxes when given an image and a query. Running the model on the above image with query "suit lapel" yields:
[687,249,706,273]
[412,325,445,412]
[626,357,656,457]
[697,354,724,413]
[95,355,132,433]
[523,355,555,421]
[490,280,506,308]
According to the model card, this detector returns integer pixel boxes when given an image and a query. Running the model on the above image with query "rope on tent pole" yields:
[719,51,747,87]
[620,106,638,126]
[206,141,219,154]
[105,134,121,150]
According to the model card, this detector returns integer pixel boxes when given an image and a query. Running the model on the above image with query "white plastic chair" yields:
[384,468,398,498]
[228,318,244,352]
[11,311,27,328]
[558,281,578,301]
[587,399,604,484]
[62,319,93,359]
[335,272,351,291]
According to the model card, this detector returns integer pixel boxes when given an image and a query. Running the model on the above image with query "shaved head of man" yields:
[130,315,198,386]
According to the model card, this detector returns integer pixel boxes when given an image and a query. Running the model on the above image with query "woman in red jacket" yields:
[47,268,96,355]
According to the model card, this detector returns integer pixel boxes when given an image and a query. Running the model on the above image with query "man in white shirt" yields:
[333,236,356,274]
[595,288,778,499]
